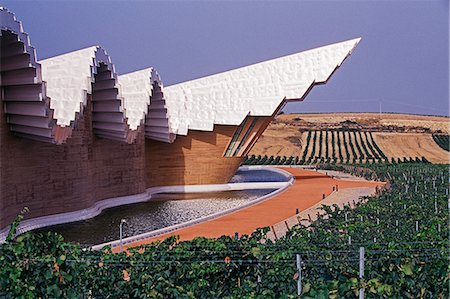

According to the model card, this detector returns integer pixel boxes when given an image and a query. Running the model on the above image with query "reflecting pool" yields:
[36,168,286,245]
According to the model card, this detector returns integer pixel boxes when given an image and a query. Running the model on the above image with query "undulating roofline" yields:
[1,6,360,144]
[163,38,360,135]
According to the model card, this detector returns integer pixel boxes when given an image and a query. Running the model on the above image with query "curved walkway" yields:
[267,186,376,241]
[116,168,384,251]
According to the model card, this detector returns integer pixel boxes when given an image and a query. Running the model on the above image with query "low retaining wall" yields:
[92,167,294,249]
[0,166,293,243]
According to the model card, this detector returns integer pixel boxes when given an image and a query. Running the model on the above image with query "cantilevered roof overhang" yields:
[1,6,360,144]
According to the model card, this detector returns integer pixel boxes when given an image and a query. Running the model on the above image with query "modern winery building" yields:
[0,7,360,233]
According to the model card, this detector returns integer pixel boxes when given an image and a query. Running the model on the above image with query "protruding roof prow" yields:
[163,37,362,136]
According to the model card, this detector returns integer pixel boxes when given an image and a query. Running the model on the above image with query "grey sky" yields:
[2,0,449,116]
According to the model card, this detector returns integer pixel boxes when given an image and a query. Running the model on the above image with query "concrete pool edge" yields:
[92,167,294,250]
[117,168,386,250]
[0,166,293,243]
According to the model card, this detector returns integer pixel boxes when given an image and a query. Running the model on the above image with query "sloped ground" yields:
[249,113,449,164]
[374,132,449,164]
[250,124,307,157]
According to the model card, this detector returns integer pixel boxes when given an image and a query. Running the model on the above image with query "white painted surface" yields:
[1,7,360,143]
[40,46,118,127]
[163,38,361,135]
[119,68,153,130]
[37,38,360,137]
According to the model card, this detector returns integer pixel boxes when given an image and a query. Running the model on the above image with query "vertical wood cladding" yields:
[0,96,146,230]
[146,126,244,187]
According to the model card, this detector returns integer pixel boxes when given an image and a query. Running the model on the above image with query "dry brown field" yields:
[373,132,449,164]
[249,113,450,164]
[276,113,449,133]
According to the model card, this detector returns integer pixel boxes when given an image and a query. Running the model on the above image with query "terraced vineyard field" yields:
[301,129,387,164]
[250,113,449,164]
[245,128,433,165]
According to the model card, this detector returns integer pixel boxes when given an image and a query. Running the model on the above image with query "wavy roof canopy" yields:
[164,38,360,135]
[1,6,360,144]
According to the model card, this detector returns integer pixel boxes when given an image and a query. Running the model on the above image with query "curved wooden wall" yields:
[145,125,244,187]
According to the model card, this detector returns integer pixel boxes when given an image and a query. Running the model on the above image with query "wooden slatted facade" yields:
[145,125,244,187]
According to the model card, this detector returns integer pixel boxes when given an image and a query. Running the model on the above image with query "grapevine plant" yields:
[432,134,449,152]
[1,164,448,298]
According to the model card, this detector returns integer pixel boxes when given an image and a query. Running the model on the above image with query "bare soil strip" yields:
[374,132,449,164]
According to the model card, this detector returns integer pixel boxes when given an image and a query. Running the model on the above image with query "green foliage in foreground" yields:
[1,164,449,298]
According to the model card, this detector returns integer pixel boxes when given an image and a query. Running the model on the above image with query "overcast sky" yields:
[2,0,449,116]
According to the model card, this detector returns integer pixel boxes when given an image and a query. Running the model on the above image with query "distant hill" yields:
[249,113,449,164]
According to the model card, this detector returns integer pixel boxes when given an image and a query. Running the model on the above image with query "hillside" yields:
[249,113,449,164]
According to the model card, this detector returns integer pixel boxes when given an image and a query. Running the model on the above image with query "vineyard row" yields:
[244,154,430,165]
[302,129,387,163]
[432,134,449,152]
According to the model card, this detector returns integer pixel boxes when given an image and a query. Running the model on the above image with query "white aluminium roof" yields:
[163,38,360,136]
[1,6,360,144]
[40,46,109,127]
[38,38,360,139]
[119,68,153,130]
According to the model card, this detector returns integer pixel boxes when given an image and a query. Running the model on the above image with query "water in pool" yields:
[36,168,285,244]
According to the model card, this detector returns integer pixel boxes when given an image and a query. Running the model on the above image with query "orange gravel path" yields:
[120,168,384,251]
